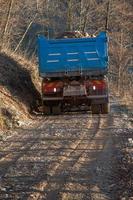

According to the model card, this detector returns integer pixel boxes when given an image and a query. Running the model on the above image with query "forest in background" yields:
[0,0,132,99]
[0,2,133,199]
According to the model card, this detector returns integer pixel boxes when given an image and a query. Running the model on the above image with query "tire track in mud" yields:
[0,116,56,180]
[0,99,128,200]
[0,114,92,199]
[27,115,101,200]
[60,116,110,200]
[0,136,39,178]
[0,117,48,148]
[46,116,105,200]
[0,117,61,199]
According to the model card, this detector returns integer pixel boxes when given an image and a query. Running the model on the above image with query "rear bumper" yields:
[42,95,108,104]
[87,95,108,104]
[42,97,63,101]
[87,95,108,99]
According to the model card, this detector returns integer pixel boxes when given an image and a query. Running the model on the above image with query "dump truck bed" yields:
[38,32,108,77]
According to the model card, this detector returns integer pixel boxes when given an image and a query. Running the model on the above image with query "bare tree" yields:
[0,0,14,51]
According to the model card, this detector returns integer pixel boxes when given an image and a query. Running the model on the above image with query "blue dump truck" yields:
[37,31,109,114]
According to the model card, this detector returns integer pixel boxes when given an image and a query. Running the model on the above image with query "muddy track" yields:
[0,114,108,200]
[0,102,131,200]
[45,116,110,200]
[0,118,50,178]
[45,117,102,200]
[26,115,100,200]
[0,114,93,199]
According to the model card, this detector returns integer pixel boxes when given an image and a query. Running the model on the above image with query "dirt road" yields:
[0,99,132,200]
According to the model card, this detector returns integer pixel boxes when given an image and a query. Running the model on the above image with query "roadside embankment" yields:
[0,51,41,131]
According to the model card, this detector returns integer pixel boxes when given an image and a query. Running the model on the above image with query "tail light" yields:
[86,80,107,95]
[93,85,96,90]
[42,81,63,93]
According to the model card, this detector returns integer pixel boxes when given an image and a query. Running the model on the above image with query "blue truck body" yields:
[37,31,109,114]
[38,32,108,77]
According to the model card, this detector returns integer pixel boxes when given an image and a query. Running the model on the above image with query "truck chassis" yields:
[42,76,109,115]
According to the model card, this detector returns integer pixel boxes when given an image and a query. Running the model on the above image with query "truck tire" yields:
[52,104,61,115]
[91,104,100,114]
[101,103,109,114]
[43,105,51,115]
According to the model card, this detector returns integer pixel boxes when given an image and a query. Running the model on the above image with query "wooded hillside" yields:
[0,0,132,112]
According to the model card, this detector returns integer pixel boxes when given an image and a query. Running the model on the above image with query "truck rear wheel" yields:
[91,104,100,114]
[52,104,61,115]
[101,103,109,114]
[43,105,51,115]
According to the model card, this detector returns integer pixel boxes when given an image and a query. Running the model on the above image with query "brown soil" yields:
[0,98,132,200]
[0,52,41,129]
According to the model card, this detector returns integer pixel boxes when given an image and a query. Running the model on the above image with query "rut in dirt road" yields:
[27,115,100,200]
[0,114,92,199]
[0,103,131,200]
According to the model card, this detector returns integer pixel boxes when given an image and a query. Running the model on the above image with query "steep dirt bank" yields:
[0,52,41,130]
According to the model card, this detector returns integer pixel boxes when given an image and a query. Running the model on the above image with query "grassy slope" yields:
[0,51,41,129]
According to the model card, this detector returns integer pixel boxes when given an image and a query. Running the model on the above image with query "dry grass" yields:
[0,115,6,129]
[3,48,41,91]
[122,92,133,107]
[0,50,41,129]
